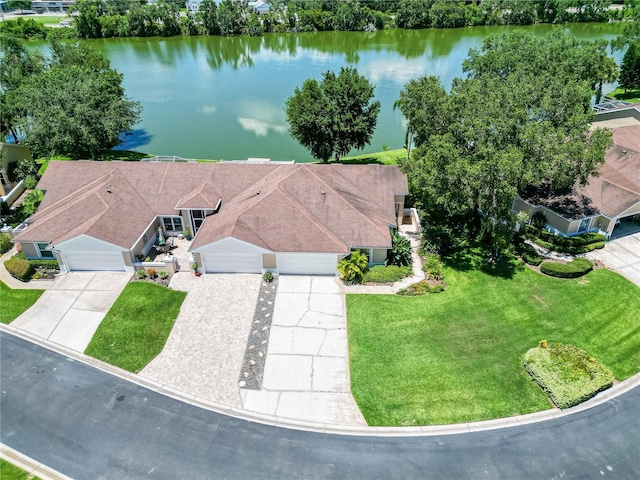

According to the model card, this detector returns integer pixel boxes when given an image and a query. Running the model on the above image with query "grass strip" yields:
[348,264,640,426]
[0,458,41,480]
[84,282,186,373]
[0,281,44,324]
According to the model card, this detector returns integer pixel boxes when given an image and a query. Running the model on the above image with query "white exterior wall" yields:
[55,235,130,272]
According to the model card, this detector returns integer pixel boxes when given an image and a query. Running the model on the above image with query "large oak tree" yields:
[285,67,380,162]
[397,30,613,251]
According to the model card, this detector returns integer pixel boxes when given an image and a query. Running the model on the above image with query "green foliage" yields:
[21,189,44,216]
[524,343,614,409]
[363,264,411,283]
[0,17,49,39]
[520,243,542,266]
[159,270,169,279]
[0,233,12,254]
[540,258,594,279]
[8,157,38,183]
[338,249,369,284]
[84,282,187,372]
[4,256,33,282]
[396,279,445,296]
[348,263,640,426]
[398,30,614,252]
[526,226,606,254]
[11,40,142,160]
[286,67,380,162]
[619,41,640,92]
[136,269,146,279]
[422,252,444,281]
[262,270,274,283]
[28,258,59,269]
[389,231,412,267]
[531,211,546,230]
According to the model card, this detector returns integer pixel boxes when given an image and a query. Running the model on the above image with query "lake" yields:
[86,23,626,161]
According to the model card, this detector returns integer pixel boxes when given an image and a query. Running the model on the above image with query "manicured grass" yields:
[0,459,40,480]
[606,87,640,104]
[340,148,405,165]
[347,261,640,426]
[29,16,68,25]
[0,281,44,324]
[84,282,186,373]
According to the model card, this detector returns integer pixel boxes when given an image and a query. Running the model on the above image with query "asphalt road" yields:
[1,331,639,479]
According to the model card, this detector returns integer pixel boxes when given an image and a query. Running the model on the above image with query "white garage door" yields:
[277,253,338,275]
[203,253,262,273]
[65,251,125,272]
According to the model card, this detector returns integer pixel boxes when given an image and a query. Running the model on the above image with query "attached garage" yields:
[277,253,339,276]
[64,251,126,272]
[203,253,262,273]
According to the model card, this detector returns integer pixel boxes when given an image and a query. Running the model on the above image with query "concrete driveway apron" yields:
[586,231,640,286]
[11,272,130,352]
[241,275,366,426]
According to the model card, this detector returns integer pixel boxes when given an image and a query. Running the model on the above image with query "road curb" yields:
[2,324,639,437]
[0,444,73,480]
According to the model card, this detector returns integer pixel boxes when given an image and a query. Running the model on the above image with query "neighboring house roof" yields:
[14,162,408,254]
[520,121,640,221]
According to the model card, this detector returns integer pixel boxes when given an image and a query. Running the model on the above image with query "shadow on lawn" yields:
[443,245,524,280]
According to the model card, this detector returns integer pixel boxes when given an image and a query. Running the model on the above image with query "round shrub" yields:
[363,265,411,283]
[4,256,33,282]
[540,258,593,278]
[0,233,12,255]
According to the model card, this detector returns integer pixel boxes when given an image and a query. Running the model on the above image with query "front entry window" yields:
[578,218,590,233]
[37,242,55,258]
[162,216,183,231]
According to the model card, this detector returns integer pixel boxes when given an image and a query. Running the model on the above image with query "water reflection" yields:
[236,99,288,137]
[114,129,153,150]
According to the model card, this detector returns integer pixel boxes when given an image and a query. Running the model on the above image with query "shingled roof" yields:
[520,122,640,221]
[15,161,408,254]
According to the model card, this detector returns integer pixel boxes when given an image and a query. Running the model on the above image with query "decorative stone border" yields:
[238,275,278,389]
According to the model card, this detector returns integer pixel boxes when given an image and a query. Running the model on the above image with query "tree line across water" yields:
[1,0,639,40]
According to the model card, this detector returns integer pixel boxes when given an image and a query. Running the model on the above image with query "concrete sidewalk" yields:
[241,276,367,426]
[0,247,54,290]
[11,272,130,352]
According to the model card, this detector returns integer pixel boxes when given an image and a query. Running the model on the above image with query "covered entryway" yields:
[64,251,126,272]
[277,253,338,275]
[203,253,262,273]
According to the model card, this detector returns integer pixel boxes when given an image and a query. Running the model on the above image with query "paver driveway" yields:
[140,272,261,408]
[241,275,366,426]
[11,272,130,352]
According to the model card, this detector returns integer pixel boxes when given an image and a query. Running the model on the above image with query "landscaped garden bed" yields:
[347,250,640,426]
[524,341,614,409]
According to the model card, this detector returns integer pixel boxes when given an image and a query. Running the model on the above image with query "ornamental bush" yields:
[4,256,33,282]
[338,250,369,284]
[520,243,542,266]
[389,231,412,267]
[524,342,614,409]
[0,233,12,255]
[363,265,411,283]
[27,258,59,269]
[540,258,593,278]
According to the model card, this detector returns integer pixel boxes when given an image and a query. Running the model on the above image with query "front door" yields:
[191,210,205,234]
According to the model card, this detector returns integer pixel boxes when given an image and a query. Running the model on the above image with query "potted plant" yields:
[192,262,200,276]
[183,229,191,240]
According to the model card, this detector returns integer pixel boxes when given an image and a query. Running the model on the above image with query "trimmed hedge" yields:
[520,243,542,266]
[524,342,614,409]
[364,265,412,284]
[28,258,59,269]
[540,258,593,278]
[0,233,12,255]
[4,256,33,282]
[526,225,606,254]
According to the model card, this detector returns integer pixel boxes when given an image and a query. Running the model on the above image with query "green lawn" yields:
[28,15,68,25]
[340,148,405,165]
[347,263,640,426]
[84,282,186,373]
[0,459,40,480]
[606,87,640,104]
[0,281,44,324]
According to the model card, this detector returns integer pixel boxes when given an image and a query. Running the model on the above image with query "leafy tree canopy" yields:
[285,67,380,162]
[1,38,142,160]
[397,30,613,250]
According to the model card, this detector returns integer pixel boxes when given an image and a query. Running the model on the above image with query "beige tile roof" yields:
[15,161,407,254]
